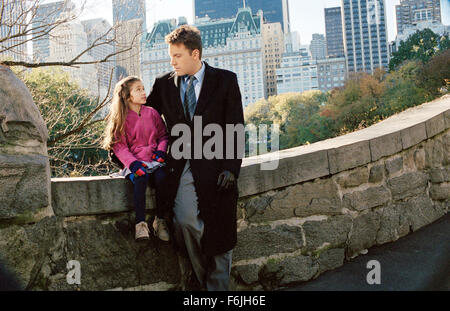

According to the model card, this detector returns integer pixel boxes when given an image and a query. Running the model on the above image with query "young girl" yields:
[103,76,170,242]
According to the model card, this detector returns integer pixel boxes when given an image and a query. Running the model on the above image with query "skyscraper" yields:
[395,0,442,34]
[0,0,28,61]
[82,18,116,99]
[112,0,147,31]
[48,12,98,95]
[32,0,75,62]
[112,0,146,79]
[341,0,389,73]
[194,0,290,33]
[262,23,284,97]
[310,33,327,60]
[325,7,345,58]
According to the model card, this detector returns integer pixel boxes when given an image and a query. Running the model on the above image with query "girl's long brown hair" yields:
[102,76,141,150]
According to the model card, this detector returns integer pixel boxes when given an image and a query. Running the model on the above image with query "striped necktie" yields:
[184,75,196,121]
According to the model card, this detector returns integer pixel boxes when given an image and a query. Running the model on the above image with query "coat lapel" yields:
[194,62,218,117]
[169,73,186,120]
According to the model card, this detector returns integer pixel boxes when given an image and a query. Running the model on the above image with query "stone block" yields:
[239,149,329,197]
[423,134,445,168]
[259,255,319,289]
[234,224,303,261]
[444,109,450,129]
[343,186,391,211]
[429,167,450,183]
[369,164,384,183]
[430,183,450,201]
[403,196,446,232]
[303,215,352,252]
[0,154,52,222]
[346,211,381,258]
[317,248,345,274]
[425,113,446,138]
[401,123,427,150]
[328,141,371,175]
[370,132,402,161]
[0,225,40,289]
[387,172,429,201]
[413,148,426,170]
[287,178,342,218]
[376,205,410,245]
[51,177,156,217]
[0,217,64,290]
[233,264,261,285]
[60,217,179,291]
[443,131,450,165]
[0,214,180,291]
[239,193,280,222]
[242,177,343,222]
[385,157,403,177]
[335,166,369,188]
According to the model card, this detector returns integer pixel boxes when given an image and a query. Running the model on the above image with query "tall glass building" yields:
[325,7,345,58]
[194,0,290,33]
[112,0,146,31]
[341,0,389,73]
[1,0,29,61]
[32,1,75,62]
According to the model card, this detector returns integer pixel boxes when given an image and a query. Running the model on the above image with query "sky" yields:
[76,0,450,43]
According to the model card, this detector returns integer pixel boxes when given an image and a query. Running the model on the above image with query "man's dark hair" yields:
[165,25,203,59]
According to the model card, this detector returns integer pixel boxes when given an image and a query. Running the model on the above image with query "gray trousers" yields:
[173,161,233,291]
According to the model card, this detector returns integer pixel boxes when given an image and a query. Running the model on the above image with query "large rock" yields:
[59,216,179,291]
[234,224,303,261]
[403,196,447,231]
[0,216,64,290]
[276,178,342,219]
[387,172,429,201]
[0,67,48,155]
[259,255,319,289]
[346,211,381,258]
[317,248,345,274]
[0,67,52,223]
[376,204,410,245]
[343,185,391,211]
[302,215,352,252]
[233,264,261,285]
[335,166,369,188]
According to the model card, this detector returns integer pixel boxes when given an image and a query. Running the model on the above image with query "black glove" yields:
[151,150,167,163]
[129,161,148,184]
[217,170,236,191]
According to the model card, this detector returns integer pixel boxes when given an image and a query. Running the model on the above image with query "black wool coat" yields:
[146,62,244,256]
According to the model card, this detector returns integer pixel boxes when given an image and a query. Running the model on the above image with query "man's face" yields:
[168,43,200,76]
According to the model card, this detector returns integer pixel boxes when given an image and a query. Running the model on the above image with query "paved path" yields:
[284,213,450,291]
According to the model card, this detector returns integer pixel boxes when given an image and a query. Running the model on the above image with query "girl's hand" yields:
[151,150,167,163]
[129,161,148,183]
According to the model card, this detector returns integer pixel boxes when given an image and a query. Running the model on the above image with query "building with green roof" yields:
[141,7,266,107]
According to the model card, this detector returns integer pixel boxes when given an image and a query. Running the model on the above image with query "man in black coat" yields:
[146,25,244,290]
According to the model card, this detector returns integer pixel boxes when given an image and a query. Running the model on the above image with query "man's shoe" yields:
[135,221,150,241]
[152,216,170,241]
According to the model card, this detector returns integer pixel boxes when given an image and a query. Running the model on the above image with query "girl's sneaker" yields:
[135,221,150,241]
[152,216,170,241]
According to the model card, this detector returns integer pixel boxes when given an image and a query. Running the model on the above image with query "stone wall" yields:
[0,68,448,290]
